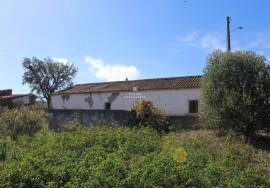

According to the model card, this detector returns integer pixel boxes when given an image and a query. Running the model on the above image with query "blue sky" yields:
[1,0,270,93]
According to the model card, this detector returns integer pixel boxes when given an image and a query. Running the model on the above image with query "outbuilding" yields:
[0,89,36,111]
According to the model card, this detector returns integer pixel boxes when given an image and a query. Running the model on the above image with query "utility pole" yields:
[226,16,231,51]
[225,17,242,52]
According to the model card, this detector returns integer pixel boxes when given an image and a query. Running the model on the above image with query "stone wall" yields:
[49,109,135,130]
[49,109,199,131]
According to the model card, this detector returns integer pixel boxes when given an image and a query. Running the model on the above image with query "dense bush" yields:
[131,100,170,133]
[202,50,270,139]
[0,107,47,140]
[178,131,270,187]
[0,128,268,187]
[0,139,7,161]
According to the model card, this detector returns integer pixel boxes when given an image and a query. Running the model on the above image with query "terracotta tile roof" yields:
[54,75,202,95]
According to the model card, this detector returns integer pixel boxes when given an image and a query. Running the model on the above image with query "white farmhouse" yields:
[51,75,202,116]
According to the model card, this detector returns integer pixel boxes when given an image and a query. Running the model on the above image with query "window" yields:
[105,102,111,110]
[189,100,198,113]
[133,87,138,91]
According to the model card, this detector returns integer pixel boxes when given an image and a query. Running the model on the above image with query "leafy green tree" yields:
[22,57,77,108]
[202,50,270,139]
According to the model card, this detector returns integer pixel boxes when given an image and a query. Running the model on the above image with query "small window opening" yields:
[189,100,198,113]
[105,102,111,110]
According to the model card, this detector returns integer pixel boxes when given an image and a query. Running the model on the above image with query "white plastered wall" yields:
[51,88,201,116]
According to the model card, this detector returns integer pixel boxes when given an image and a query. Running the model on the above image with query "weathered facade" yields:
[51,88,201,116]
[51,76,202,115]
[50,76,202,128]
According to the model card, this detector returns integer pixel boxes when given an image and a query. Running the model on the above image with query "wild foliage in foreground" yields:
[0,107,47,140]
[0,128,269,187]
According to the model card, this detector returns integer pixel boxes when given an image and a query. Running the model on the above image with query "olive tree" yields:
[22,57,77,108]
[202,50,270,139]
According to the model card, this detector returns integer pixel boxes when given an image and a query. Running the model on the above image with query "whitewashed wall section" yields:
[51,88,201,116]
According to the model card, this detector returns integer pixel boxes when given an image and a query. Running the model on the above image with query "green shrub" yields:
[0,128,268,187]
[131,100,169,133]
[0,139,7,161]
[178,131,270,187]
[202,50,270,139]
[0,127,166,187]
[0,107,47,140]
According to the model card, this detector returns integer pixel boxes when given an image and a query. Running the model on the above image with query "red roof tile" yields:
[54,75,202,95]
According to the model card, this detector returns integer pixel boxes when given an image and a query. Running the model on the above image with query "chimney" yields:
[0,89,12,96]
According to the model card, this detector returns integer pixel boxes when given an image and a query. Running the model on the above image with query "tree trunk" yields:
[47,96,51,110]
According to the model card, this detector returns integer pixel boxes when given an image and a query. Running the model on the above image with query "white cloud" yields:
[201,33,225,51]
[244,32,270,50]
[178,31,199,44]
[85,56,140,81]
[178,32,225,51]
[52,57,69,65]
[179,31,270,55]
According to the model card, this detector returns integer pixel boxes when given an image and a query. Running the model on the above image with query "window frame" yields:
[104,102,111,110]
[188,99,199,114]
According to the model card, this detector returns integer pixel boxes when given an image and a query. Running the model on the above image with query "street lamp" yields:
[231,26,243,33]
